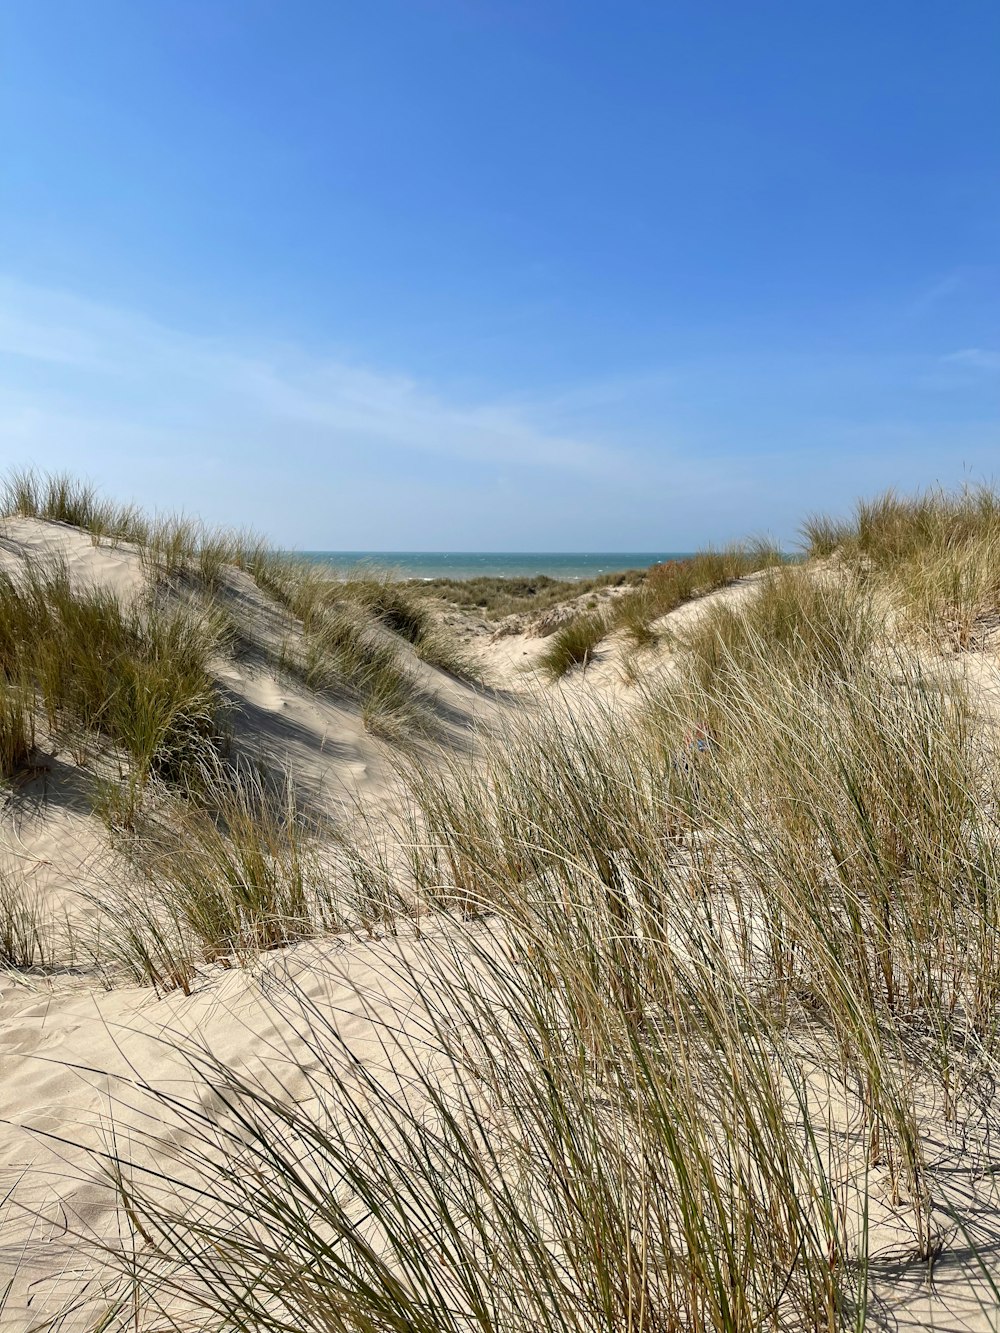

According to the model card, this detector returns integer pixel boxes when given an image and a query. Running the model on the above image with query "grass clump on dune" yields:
[799,511,853,558]
[678,563,881,710]
[99,707,852,1327]
[611,541,785,649]
[102,650,936,1328]
[0,869,47,969]
[147,763,333,959]
[343,569,481,680]
[93,761,334,992]
[0,674,36,779]
[258,558,478,734]
[0,561,226,787]
[802,484,1000,647]
[299,602,431,742]
[344,569,434,643]
[2,467,274,587]
[539,542,785,677]
[389,581,989,1260]
[2,468,152,548]
[141,515,268,587]
[536,609,609,678]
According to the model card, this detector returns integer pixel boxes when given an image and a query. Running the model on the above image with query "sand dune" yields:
[2,512,1000,1330]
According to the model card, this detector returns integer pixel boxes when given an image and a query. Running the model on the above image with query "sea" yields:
[299,552,694,582]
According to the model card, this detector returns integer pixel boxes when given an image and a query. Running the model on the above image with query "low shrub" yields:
[409,568,646,620]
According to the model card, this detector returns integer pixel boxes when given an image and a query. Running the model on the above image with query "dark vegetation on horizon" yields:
[408,567,647,619]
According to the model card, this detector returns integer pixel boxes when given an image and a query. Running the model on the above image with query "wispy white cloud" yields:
[0,277,614,474]
[907,270,968,318]
[1,276,998,549]
[942,347,1000,373]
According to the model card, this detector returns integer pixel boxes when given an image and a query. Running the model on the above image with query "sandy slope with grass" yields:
[0,501,507,1328]
[3,478,1000,1330]
[0,519,489,946]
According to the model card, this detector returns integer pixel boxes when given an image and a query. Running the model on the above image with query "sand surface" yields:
[1,520,1000,1329]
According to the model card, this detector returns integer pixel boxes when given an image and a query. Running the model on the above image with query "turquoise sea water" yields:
[299,552,694,581]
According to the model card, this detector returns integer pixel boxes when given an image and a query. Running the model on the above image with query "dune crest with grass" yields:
[2,473,1000,1330]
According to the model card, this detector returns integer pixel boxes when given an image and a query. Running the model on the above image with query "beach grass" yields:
[99,913,848,1332]
[90,760,334,991]
[608,541,786,647]
[5,472,1000,1326]
[0,869,47,969]
[536,608,609,677]
[0,673,36,779]
[0,560,226,787]
[677,561,881,709]
[94,563,986,1321]
[255,558,482,730]
[802,484,1000,646]
[538,541,785,677]
[2,467,153,547]
[0,469,481,752]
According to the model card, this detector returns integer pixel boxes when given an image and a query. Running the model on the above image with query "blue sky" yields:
[1,1,998,549]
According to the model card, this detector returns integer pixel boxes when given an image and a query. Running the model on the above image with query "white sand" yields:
[0,520,999,1330]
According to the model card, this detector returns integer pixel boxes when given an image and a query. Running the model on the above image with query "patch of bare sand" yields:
[0,931,457,1329]
[0,517,146,601]
[470,569,770,711]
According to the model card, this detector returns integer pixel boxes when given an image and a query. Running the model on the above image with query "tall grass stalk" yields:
[92,762,337,986]
[95,913,848,1332]
[0,869,47,968]
[803,484,1000,646]
[0,560,226,786]
[0,673,36,777]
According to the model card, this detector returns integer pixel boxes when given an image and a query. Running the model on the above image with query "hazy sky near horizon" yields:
[2,1,998,550]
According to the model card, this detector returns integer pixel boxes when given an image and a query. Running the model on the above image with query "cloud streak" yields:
[1,277,998,549]
[0,278,614,475]
[942,348,1000,373]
